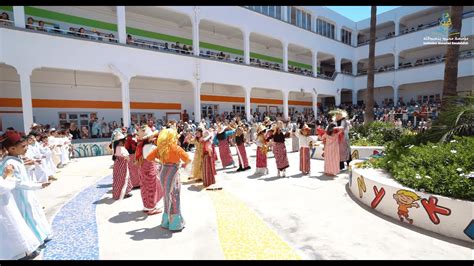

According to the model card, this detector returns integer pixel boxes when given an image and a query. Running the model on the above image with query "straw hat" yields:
[112,131,126,142]
[217,124,226,134]
[329,109,348,119]
[257,124,266,134]
[202,130,213,142]
[301,124,311,134]
[137,125,157,139]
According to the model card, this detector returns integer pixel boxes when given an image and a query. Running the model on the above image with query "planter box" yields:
[311,144,385,160]
[349,160,474,243]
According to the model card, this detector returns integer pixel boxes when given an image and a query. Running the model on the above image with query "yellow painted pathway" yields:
[207,190,301,260]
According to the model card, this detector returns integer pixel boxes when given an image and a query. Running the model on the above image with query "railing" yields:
[0,18,14,27]
[25,23,120,43]
[357,49,473,75]
[2,21,344,82]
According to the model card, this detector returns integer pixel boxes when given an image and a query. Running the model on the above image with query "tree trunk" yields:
[441,6,463,111]
[364,6,377,124]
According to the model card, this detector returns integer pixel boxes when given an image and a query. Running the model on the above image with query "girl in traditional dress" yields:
[235,125,251,172]
[332,110,351,170]
[125,125,140,188]
[146,128,191,232]
[1,131,53,245]
[111,132,133,200]
[294,124,313,175]
[202,130,221,190]
[213,124,235,169]
[0,163,42,260]
[254,124,269,175]
[188,128,204,181]
[322,123,343,176]
[135,125,163,215]
[268,121,290,177]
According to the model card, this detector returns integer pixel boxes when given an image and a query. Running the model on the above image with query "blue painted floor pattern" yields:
[43,175,112,260]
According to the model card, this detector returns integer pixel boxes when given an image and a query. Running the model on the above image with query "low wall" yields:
[348,160,474,243]
[71,141,112,158]
[311,144,385,160]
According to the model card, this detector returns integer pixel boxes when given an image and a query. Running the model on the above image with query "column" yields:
[194,82,201,123]
[352,90,358,105]
[13,6,25,28]
[352,30,358,46]
[336,25,341,41]
[116,6,127,44]
[283,91,289,120]
[335,57,341,73]
[395,20,400,36]
[282,6,288,22]
[19,71,33,134]
[121,80,131,128]
[312,93,318,117]
[352,62,357,75]
[245,88,252,122]
[394,54,399,69]
[393,86,399,106]
[282,41,288,72]
[312,50,318,77]
[192,7,200,56]
[335,91,341,106]
[244,30,250,65]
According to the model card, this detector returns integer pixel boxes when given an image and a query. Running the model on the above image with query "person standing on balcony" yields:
[146,128,191,232]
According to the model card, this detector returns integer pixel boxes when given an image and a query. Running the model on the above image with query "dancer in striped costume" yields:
[146,128,191,232]
[268,121,290,177]
[213,124,235,169]
[111,132,132,200]
[125,125,140,188]
[136,125,163,215]
[294,124,313,175]
[254,124,269,175]
[322,123,343,176]
[234,125,251,172]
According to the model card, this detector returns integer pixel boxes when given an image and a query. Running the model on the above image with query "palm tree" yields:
[441,6,463,111]
[364,6,377,124]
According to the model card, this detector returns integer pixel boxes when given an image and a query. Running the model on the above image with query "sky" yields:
[326,6,400,22]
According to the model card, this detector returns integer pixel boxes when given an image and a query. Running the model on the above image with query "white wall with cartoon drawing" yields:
[72,141,112,158]
[349,161,473,243]
[311,145,385,160]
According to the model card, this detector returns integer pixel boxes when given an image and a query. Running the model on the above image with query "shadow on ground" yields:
[344,183,473,249]
[96,184,112,189]
[108,210,148,223]
[93,197,115,205]
[188,184,205,192]
[126,226,173,241]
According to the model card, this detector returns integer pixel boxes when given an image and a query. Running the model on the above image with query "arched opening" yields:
[249,32,283,70]
[199,19,244,63]
[250,88,283,121]
[200,82,246,121]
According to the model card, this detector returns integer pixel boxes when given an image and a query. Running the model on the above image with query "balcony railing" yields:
[356,49,473,75]
[1,22,340,81]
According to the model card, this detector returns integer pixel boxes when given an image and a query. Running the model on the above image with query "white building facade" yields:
[0,6,472,132]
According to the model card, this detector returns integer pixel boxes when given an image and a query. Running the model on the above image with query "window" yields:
[201,104,218,118]
[233,105,245,114]
[276,6,282,19]
[341,29,352,45]
[131,112,154,125]
[291,7,296,24]
[262,6,269,16]
[301,11,306,28]
[307,13,312,30]
[58,112,95,131]
[269,6,275,17]
[287,6,291,22]
[297,9,302,27]
[316,18,335,39]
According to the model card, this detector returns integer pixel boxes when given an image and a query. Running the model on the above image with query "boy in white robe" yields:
[0,163,41,260]
[1,131,53,244]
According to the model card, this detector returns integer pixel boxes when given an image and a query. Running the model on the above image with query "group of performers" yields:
[108,109,352,234]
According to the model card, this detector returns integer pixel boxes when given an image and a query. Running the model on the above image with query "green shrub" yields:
[350,121,414,146]
[363,136,474,201]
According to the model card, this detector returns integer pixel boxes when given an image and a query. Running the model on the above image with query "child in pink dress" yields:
[322,123,344,176]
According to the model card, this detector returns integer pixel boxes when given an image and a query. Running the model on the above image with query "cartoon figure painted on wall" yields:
[351,150,359,160]
[393,189,421,224]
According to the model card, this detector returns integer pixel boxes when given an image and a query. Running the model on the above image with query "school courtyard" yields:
[34,144,471,260]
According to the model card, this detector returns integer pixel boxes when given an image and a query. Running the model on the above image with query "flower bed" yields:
[350,121,415,146]
[349,160,474,243]
[311,144,384,160]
